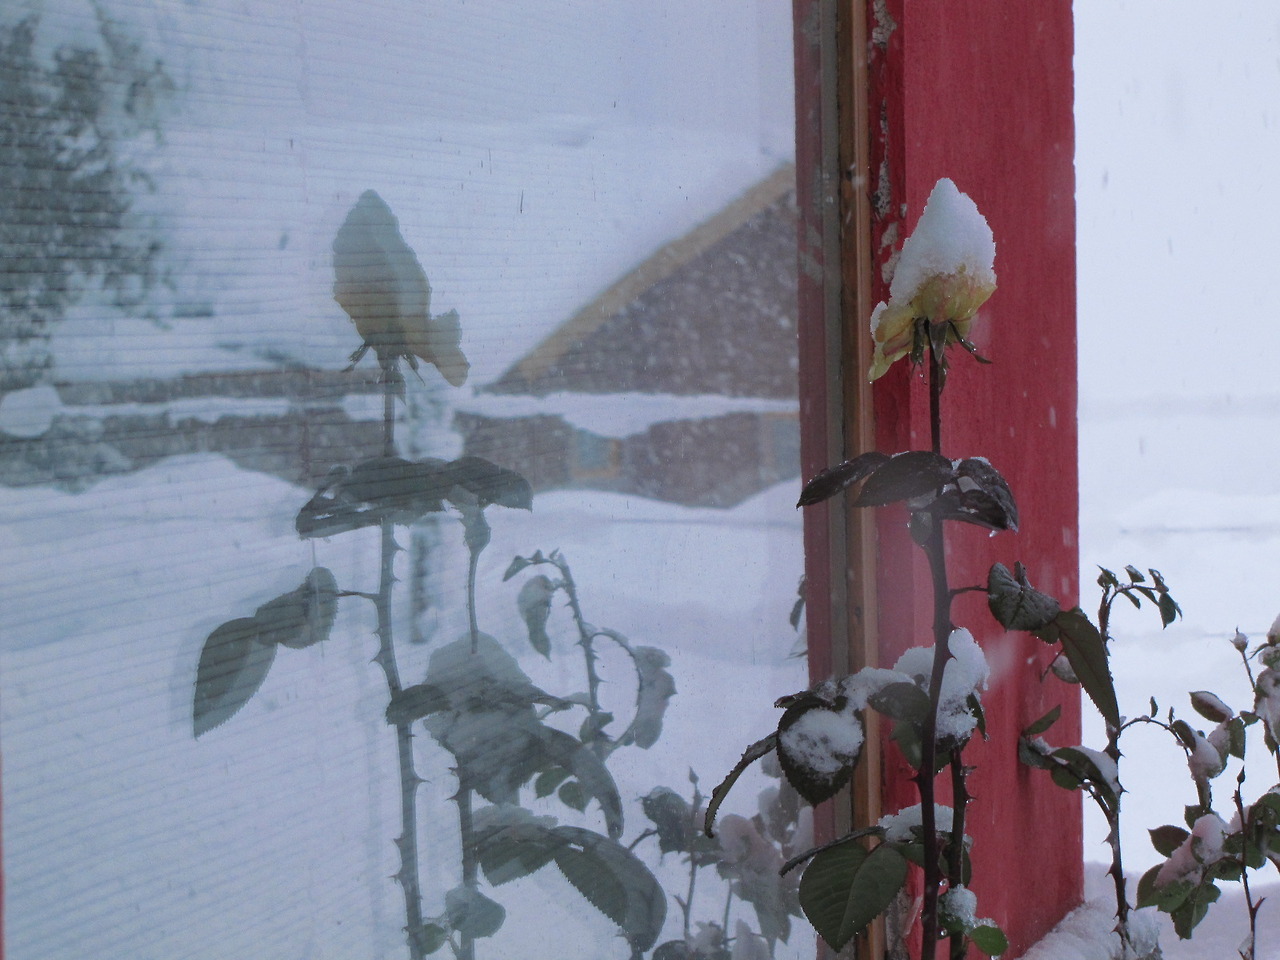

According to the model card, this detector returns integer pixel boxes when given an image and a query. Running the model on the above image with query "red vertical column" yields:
[870,3,1081,956]
[796,1,1082,957]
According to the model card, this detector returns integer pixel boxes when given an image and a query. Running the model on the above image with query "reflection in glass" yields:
[0,2,806,958]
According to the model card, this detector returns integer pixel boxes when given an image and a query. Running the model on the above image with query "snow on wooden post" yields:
[795,1,1080,957]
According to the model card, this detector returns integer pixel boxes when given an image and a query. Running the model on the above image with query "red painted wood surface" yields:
[795,2,1081,957]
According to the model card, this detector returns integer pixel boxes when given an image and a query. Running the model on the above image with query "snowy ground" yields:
[0,457,810,960]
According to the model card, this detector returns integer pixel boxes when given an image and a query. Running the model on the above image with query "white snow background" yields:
[2,1,1280,958]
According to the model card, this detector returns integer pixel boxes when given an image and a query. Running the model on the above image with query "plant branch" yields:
[372,365,426,960]
[918,335,955,957]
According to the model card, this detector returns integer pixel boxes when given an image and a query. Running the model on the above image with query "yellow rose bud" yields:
[867,178,996,381]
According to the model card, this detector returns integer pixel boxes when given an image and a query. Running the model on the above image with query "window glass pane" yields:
[0,2,808,958]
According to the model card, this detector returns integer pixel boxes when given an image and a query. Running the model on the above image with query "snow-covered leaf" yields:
[936,458,1019,532]
[1189,691,1234,724]
[193,617,276,737]
[776,693,861,805]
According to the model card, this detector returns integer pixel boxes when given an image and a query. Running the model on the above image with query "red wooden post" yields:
[796,1,1080,956]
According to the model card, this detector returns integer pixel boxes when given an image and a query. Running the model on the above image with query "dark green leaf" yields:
[797,452,891,507]
[705,735,777,837]
[1150,825,1190,857]
[987,562,1060,631]
[1158,592,1182,628]
[641,787,693,855]
[517,575,555,658]
[626,644,676,750]
[534,767,570,799]
[1053,609,1120,729]
[970,924,1009,957]
[445,886,505,939]
[1023,704,1062,737]
[552,826,667,952]
[385,682,447,726]
[867,682,932,723]
[790,577,806,631]
[1097,567,1119,589]
[1018,736,1055,771]
[1125,565,1146,583]
[476,836,558,886]
[854,451,954,508]
[1170,883,1219,940]
[447,456,533,510]
[193,617,276,737]
[410,924,448,956]
[1189,691,1233,724]
[503,555,533,581]
[559,780,588,812]
[254,567,338,649]
[937,458,1019,532]
[535,725,624,838]
[799,843,908,951]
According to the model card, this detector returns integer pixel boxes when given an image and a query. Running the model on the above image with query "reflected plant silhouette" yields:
[190,190,799,960]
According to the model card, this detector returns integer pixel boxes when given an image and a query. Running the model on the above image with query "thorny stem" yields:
[947,757,970,960]
[1095,587,1133,947]
[455,520,485,960]
[919,337,956,958]
[1234,783,1262,960]
[373,366,427,960]
[556,556,608,755]
[682,780,704,942]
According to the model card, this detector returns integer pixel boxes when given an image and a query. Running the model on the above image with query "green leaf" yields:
[932,458,1019,532]
[253,567,339,649]
[1125,565,1146,583]
[535,726,624,838]
[624,642,677,750]
[447,456,533,510]
[445,886,506,939]
[552,826,667,952]
[705,735,776,837]
[1097,567,1119,589]
[1149,825,1190,857]
[1022,704,1062,737]
[641,787,693,855]
[555,845,627,926]
[776,696,860,805]
[476,835,558,886]
[534,767,570,799]
[987,562,1061,631]
[1158,592,1182,628]
[410,923,448,956]
[1053,609,1120,729]
[797,452,891,507]
[193,617,277,737]
[1189,691,1234,724]
[559,779,588,812]
[516,575,555,658]
[799,842,908,951]
[970,924,1009,957]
